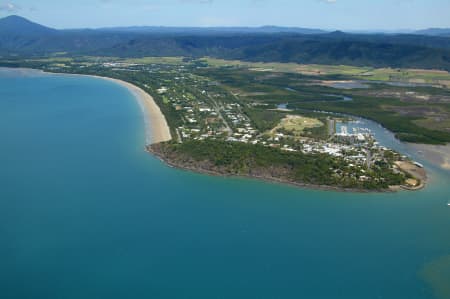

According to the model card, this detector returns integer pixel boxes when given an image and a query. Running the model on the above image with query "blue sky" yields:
[0,0,449,30]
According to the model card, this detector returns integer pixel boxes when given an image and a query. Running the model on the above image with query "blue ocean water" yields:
[1,69,450,299]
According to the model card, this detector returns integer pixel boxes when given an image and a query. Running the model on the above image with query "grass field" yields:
[190,64,450,143]
[24,56,186,65]
[270,115,324,137]
[203,57,450,87]
[25,57,74,63]
[414,118,450,133]
[27,56,450,87]
[7,55,448,144]
[122,57,185,65]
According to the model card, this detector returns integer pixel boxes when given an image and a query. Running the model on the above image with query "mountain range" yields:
[1,15,450,70]
[0,15,56,36]
[414,28,450,37]
[96,25,327,35]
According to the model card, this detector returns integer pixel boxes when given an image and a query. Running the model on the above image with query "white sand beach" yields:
[3,67,172,144]
[99,77,172,145]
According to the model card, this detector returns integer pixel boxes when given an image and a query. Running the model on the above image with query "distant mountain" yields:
[2,16,450,71]
[96,25,327,35]
[414,28,450,37]
[347,29,415,34]
[0,15,57,36]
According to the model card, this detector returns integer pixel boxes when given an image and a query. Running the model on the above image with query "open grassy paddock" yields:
[270,115,324,137]
[203,57,450,87]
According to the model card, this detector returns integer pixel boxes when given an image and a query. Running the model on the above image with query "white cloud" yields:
[0,2,20,12]
[320,0,337,3]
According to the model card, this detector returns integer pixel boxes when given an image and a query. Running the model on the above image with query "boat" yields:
[413,161,424,168]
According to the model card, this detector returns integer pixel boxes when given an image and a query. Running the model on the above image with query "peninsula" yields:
[3,57,435,191]
[3,58,434,191]
[6,16,450,191]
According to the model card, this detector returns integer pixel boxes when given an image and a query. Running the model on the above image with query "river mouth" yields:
[288,107,449,173]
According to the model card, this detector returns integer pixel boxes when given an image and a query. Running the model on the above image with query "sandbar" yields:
[409,143,450,171]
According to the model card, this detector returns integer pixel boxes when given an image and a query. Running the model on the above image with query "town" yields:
[22,57,425,190]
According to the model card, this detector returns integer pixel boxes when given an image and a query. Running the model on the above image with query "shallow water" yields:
[1,69,449,299]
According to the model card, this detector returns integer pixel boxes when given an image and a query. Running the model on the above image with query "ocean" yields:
[1,68,449,299]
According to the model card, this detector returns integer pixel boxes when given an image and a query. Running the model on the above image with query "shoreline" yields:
[1,67,434,192]
[394,161,427,191]
[0,67,172,145]
[408,143,450,171]
[95,76,172,145]
[147,145,413,193]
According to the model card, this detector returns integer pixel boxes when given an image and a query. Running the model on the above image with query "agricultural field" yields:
[16,55,450,87]
[203,57,450,87]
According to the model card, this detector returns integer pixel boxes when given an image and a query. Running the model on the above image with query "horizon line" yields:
[1,14,448,33]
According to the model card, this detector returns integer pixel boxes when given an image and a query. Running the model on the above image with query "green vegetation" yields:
[122,57,185,65]
[3,55,434,190]
[153,140,406,190]
[291,95,450,144]
[204,58,450,87]
[4,15,450,71]
[243,108,284,132]
[2,56,449,145]
[270,115,324,137]
[193,65,450,144]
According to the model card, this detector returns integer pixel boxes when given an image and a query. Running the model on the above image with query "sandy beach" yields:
[2,67,172,145]
[99,77,172,145]
[409,143,450,171]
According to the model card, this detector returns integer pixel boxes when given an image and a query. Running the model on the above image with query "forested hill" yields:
[0,15,56,36]
[2,15,450,70]
[414,28,450,37]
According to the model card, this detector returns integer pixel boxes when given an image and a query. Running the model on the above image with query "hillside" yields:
[0,15,56,36]
[415,28,450,37]
[1,16,450,70]
[96,25,327,35]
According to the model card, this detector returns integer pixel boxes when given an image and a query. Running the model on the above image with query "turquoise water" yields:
[1,69,450,299]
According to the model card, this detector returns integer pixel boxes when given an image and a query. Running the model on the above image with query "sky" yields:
[0,0,449,30]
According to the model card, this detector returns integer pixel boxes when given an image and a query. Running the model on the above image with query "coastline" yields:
[409,143,450,171]
[95,76,172,145]
[394,161,427,191]
[1,67,431,192]
[0,67,172,145]
[147,144,404,193]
